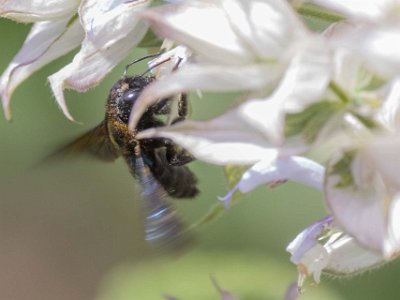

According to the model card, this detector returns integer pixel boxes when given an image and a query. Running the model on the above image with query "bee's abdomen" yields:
[149,150,199,199]
[153,165,199,198]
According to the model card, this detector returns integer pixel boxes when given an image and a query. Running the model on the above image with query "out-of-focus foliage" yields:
[97,251,343,300]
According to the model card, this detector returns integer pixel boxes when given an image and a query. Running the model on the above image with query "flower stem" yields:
[329,81,350,104]
[297,4,344,23]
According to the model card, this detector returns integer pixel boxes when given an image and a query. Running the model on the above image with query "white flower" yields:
[0,0,79,22]
[0,1,82,120]
[135,0,400,263]
[311,0,400,22]
[0,0,152,121]
[313,0,400,79]
[129,0,331,138]
[287,216,385,287]
[218,156,325,207]
[325,132,400,258]
[137,107,282,166]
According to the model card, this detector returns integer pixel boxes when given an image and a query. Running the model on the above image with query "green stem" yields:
[297,4,344,23]
[329,81,350,104]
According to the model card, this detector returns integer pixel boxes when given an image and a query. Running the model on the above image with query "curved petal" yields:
[0,0,79,22]
[325,235,385,274]
[356,134,400,190]
[287,216,385,286]
[333,24,400,78]
[325,159,400,257]
[378,77,400,131]
[79,0,150,48]
[239,97,285,145]
[238,156,325,193]
[219,155,323,206]
[140,1,255,64]
[129,63,281,129]
[312,0,391,21]
[278,40,332,113]
[239,40,331,144]
[137,108,278,165]
[0,17,83,120]
[222,0,308,60]
[48,20,148,120]
[148,45,192,78]
[287,216,334,265]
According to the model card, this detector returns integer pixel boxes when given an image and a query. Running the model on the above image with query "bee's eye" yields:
[122,89,140,103]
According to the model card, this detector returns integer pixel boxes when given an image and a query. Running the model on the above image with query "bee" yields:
[54,54,198,252]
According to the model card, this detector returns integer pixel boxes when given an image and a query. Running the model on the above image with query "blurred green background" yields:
[1,18,400,300]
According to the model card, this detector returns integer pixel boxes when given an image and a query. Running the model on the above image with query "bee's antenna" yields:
[140,55,184,77]
[172,57,183,71]
[140,57,172,76]
[123,51,164,77]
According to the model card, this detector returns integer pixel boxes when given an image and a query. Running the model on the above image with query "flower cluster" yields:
[0,0,159,121]
[129,0,400,293]
[3,0,400,296]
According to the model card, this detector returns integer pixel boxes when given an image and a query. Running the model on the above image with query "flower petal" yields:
[331,24,400,78]
[48,1,150,120]
[0,17,83,120]
[79,0,149,48]
[356,134,400,190]
[238,39,331,144]
[284,282,300,300]
[129,63,281,130]
[312,0,393,21]
[0,0,79,22]
[325,234,385,275]
[148,45,192,78]
[137,108,278,165]
[287,216,334,265]
[238,156,325,193]
[325,153,400,257]
[140,1,256,64]
[218,155,322,208]
[239,97,285,145]
[378,77,400,131]
[221,0,308,60]
[287,216,385,286]
[278,40,332,113]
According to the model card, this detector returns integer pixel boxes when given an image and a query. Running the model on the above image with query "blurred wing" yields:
[126,148,193,252]
[47,121,120,162]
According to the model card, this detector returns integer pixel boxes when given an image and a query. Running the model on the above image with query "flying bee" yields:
[54,54,198,252]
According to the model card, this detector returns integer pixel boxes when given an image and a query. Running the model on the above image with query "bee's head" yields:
[108,75,155,124]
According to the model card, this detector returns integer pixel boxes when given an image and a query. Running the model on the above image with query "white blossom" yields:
[287,216,385,287]
[129,0,331,135]
[313,0,400,78]
[0,0,79,22]
[325,132,400,258]
[0,0,152,121]
[218,156,324,207]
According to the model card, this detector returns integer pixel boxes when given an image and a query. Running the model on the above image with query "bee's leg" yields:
[162,99,195,166]
[151,98,171,115]
[178,93,188,118]
[170,116,185,125]
[162,138,195,166]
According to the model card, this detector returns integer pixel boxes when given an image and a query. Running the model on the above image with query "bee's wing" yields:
[126,150,193,252]
[46,121,120,162]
